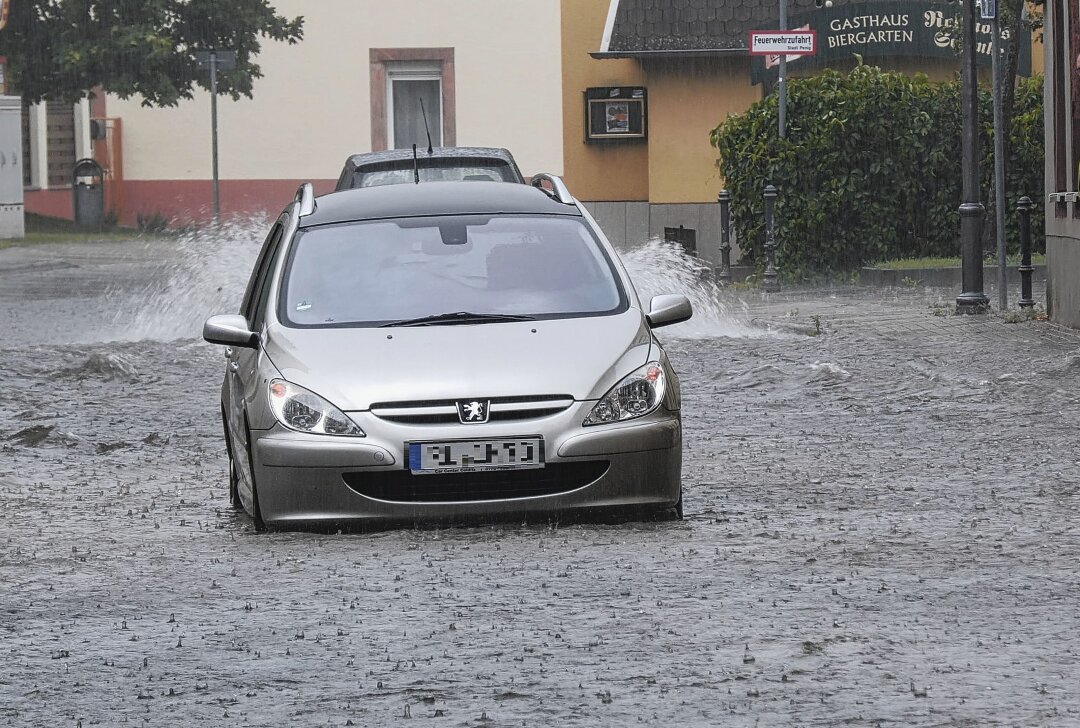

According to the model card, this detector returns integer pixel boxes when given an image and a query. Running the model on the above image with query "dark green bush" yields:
[710,65,1044,276]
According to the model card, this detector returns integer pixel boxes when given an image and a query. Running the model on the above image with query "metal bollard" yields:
[1017,196,1035,309]
[762,185,780,292]
[717,190,733,284]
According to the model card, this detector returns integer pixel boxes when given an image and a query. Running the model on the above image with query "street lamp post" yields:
[763,185,781,292]
[956,0,989,313]
[209,53,220,222]
[778,0,788,139]
[195,49,236,224]
[717,190,733,284]
[991,7,1007,311]
[1017,196,1035,308]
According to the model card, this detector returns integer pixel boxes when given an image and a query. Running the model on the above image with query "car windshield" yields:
[280,214,626,327]
[351,160,518,188]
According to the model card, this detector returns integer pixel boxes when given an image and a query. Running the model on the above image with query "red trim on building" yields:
[26,178,337,227]
[24,189,74,220]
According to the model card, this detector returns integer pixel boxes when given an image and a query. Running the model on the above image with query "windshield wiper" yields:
[379,311,537,328]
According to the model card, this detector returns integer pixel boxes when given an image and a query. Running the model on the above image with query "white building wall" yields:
[107,0,563,182]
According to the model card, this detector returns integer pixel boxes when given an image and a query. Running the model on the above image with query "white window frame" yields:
[385,62,443,150]
[73,98,92,161]
[27,101,47,190]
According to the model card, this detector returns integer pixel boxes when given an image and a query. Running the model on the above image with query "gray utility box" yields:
[0,96,25,239]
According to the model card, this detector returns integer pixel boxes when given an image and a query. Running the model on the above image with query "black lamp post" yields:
[956,0,989,313]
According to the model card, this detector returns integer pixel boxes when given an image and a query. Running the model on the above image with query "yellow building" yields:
[561,0,1041,262]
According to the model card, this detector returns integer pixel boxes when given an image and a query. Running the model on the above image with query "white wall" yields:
[108,0,563,181]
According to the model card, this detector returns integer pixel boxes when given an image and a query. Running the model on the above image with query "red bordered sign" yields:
[748,30,817,56]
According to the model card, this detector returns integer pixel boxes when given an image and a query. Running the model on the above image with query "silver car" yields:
[203,174,692,530]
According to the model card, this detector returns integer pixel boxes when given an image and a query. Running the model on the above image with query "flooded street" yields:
[2,235,1079,726]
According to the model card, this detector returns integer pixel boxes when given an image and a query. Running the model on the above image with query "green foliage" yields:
[0,0,304,106]
[998,75,1045,251]
[711,66,1045,276]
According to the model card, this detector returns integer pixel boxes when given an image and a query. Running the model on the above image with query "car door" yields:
[225,219,286,486]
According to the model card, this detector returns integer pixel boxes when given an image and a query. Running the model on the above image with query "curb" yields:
[857,264,1047,287]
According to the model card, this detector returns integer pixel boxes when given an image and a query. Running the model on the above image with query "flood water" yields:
[2,229,1079,726]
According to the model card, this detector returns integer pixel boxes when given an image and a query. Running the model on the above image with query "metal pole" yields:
[717,190,733,284]
[210,51,220,223]
[956,0,989,313]
[991,13,1007,311]
[1017,196,1035,308]
[763,185,780,292]
[778,0,787,139]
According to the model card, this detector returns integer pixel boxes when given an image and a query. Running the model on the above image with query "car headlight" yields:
[268,379,365,436]
[583,362,666,426]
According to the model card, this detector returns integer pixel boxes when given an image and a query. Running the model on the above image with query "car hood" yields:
[262,310,652,410]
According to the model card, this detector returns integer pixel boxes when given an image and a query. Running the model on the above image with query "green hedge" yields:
[710,65,1045,276]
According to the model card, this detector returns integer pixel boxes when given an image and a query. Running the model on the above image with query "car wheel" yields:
[243,422,267,532]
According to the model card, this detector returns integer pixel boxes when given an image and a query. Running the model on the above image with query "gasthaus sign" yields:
[750,0,1031,84]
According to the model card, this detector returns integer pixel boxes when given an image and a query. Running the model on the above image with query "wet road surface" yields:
[2,237,1079,726]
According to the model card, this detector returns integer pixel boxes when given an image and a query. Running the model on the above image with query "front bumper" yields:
[250,408,681,526]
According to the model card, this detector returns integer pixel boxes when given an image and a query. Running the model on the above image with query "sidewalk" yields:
[731,282,1080,351]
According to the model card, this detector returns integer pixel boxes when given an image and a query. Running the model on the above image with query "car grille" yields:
[369,395,575,425]
[342,461,609,503]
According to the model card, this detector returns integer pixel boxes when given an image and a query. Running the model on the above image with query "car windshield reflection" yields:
[280,214,627,328]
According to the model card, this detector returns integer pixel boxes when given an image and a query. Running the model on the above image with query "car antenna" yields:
[419,97,434,155]
[412,144,420,184]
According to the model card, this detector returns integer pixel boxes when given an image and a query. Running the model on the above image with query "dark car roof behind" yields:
[336,147,525,190]
[342,146,519,167]
[301,180,579,227]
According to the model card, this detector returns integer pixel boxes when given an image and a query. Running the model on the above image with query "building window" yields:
[45,100,76,188]
[370,48,455,151]
[387,62,442,149]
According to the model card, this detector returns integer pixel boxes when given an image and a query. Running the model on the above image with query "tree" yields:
[0,0,304,106]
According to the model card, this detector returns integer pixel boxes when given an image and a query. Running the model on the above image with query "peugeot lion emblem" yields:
[457,400,489,424]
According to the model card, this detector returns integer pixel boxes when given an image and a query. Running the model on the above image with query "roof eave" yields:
[590,48,748,59]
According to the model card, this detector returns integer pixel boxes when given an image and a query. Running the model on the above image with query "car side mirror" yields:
[203,314,259,348]
[646,294,693,328]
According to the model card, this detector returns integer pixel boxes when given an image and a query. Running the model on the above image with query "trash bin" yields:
[72,158,104,228]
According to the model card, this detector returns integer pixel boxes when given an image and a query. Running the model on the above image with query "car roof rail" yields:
[530,173,575,205]
[295,182,316,216]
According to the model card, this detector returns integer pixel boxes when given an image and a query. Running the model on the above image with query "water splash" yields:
[807,361,852,385]
[619,238,766,338]
[107,215,268,341]
[105,226,771,343]
[61,352,140,381]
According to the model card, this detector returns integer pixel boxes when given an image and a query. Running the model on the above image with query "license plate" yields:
[408,438,544,474]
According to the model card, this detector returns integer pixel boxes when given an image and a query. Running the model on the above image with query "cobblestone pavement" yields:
[1,240,1079,726]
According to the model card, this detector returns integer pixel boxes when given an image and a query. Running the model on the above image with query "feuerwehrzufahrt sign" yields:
[749,31,818,56]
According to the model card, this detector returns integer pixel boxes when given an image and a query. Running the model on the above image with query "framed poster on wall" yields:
[584,87,647,142]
